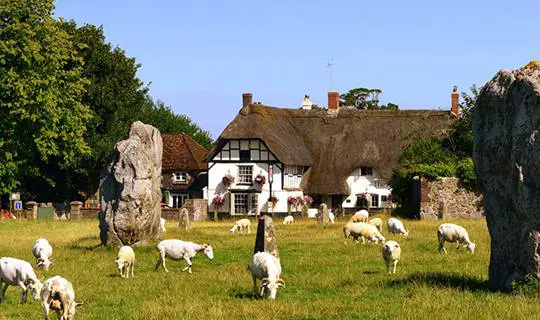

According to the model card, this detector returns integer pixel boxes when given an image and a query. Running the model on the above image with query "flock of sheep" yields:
[0,212,477,318]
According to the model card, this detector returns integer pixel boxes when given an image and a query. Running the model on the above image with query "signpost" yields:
[9,193,21,218]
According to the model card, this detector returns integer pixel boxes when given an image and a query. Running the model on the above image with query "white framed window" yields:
[172,172,189,184]
[237,165,253,184]
[370,193,379,208]
[284,165,303,188]
[171,193,188,208]
[232,193,258,215]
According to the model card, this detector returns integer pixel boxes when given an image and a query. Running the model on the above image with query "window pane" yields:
[231,150,239,160]
[251,150,260,161]
[238,166,253,184]
[239,150,250,161]
[234,193,248,214]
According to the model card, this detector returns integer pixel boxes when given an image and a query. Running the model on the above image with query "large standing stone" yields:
[473,63,540,290]
[254,215,279,257]
[99,121,163,246]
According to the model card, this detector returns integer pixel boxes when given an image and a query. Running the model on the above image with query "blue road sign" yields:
[14,201,22,211]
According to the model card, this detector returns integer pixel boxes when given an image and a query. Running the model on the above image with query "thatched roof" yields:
[210,104,454,195]
[162,133,208,171]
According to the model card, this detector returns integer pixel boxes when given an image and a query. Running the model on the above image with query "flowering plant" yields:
[303,196,313,206]
[222,174,235,186]
[212,195,224,208]
[254,174,266,185]
[287,196,298,206]
[296,196,305,206]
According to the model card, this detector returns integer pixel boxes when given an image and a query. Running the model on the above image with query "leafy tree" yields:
[444,84,479,158]
[340,88,399,110]
[0,0,91,195]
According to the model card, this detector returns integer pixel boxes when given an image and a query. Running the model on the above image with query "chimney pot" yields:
[242,92,253,108]
[328,92,340,111]
[451,87,459,117]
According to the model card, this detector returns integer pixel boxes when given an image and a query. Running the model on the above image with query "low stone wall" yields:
[419,177,483,219]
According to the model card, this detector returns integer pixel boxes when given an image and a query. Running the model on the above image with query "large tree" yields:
[340,87,399,110]
[0,0,91,196]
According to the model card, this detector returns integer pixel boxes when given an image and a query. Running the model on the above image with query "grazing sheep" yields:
[155,240,213,273]
[328,211,335,224]
[115,246,135,278]
[160,218,167,233]
[230,218,251,234]
[369,218,383,232]
[343,222,385,244]
[351,209,369,223]
[0,257,42,304]
[32,238,53,270]
[437,223,476,254]
[382,240,401,274]
[388,218,409,237]
[248,252,285,300]
[283,215,294,225]
[41,275,81,320]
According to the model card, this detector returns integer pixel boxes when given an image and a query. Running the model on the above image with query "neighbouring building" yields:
[205,92,456,216]
[161,133,208,208]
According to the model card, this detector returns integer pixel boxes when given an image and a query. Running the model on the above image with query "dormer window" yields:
[172,172,189,184]
[360,167,373,176]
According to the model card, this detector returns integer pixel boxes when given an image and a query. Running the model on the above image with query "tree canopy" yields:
[340,87,399,110]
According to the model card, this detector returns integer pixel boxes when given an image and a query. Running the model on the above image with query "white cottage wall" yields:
[342,168,392,209]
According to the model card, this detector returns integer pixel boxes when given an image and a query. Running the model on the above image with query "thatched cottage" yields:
[206,92,457,216]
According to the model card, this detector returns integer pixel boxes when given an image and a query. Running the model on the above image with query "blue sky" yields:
[54,1,539,138]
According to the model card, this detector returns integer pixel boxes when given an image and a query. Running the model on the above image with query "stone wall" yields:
[161,199,208,221]
[419,177,483,219]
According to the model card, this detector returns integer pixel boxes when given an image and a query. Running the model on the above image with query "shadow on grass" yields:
[387,272,491,292]
[229,287,259,300]
[68,236,102,251]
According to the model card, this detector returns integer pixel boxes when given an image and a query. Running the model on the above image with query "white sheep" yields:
[437,223,476,254]
[388,217,409,237]
[343,222,385,244]
[41,275,81,320]
[283,215,294,225]
[230,218,251,234]
[248,252,285,300]
[369,218,383,232]
[115,246,135,278]
[32,238,53,270]
[382,240,401,274]
[0,257,42,304]
[351,209,369,223]
[155,240,213,273]
[160,217,166,233]
[328,211,335,224]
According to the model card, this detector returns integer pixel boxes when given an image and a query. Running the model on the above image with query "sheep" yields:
[350,209,369,223]
[382,240,401,274]
[155,240,213,273]
[328,211,335,224]
[283,215,294,225]
[41,275,82,320]
[437,223,476,254]
[343,222,385,245]
[388,217,409,237]
[248,252,285,300]
[369,218,383,232]
[0,257,42,304]
[32,238,53,271]
[115,246,135,278]
[160,217,166,233]
[230,218,251,234]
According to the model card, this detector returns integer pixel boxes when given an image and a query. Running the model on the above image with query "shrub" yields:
[456,158,478,190]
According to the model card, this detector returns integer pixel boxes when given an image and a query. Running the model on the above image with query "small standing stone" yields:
[254,215,278,257]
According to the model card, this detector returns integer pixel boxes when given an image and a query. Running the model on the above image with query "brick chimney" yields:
[451,86,460,117]
[242,92,253,108]
[328,92,340,112]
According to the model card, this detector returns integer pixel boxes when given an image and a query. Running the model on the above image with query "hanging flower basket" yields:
[287,196,298,206]
[222,174,235,187]
[303,196,313,206]
[212,195,224,208]
[268,195,278,206]
[254,174,266,185]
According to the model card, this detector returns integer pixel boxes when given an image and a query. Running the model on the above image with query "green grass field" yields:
[0,216,539,320]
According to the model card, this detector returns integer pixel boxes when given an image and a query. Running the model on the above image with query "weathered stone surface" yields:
[473,64,540,290]
[317,203,329,225]
[254,215,278,257]
[99,121,163,246]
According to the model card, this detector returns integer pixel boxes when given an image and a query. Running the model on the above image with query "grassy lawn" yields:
[0,215,538,319]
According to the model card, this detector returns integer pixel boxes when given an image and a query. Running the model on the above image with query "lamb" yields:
[160,217,166,233]
[369,218,383,232]
[115,246,135,278]
[328,211,335,224]
[41,275,82,320]
[350,209,369,223]
[382,240,401,274]
[0,257,42,304]
[388,217,409,237]
[230,218,251,234]
[155,240,213,273]
[437,223,476,254]
[248,252,285,300]
[283,215,294,225]
[343,222,385,244]
[32,238,53,270]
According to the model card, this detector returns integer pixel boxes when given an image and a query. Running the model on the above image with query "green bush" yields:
[456,158,478,190]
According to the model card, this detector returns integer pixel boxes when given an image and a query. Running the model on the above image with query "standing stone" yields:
[99,121,163,246]
[318,203,329,225]
[69,201,83,220]
[473,63,540,290]
[254,215,279,257]
[178,207,191,231]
